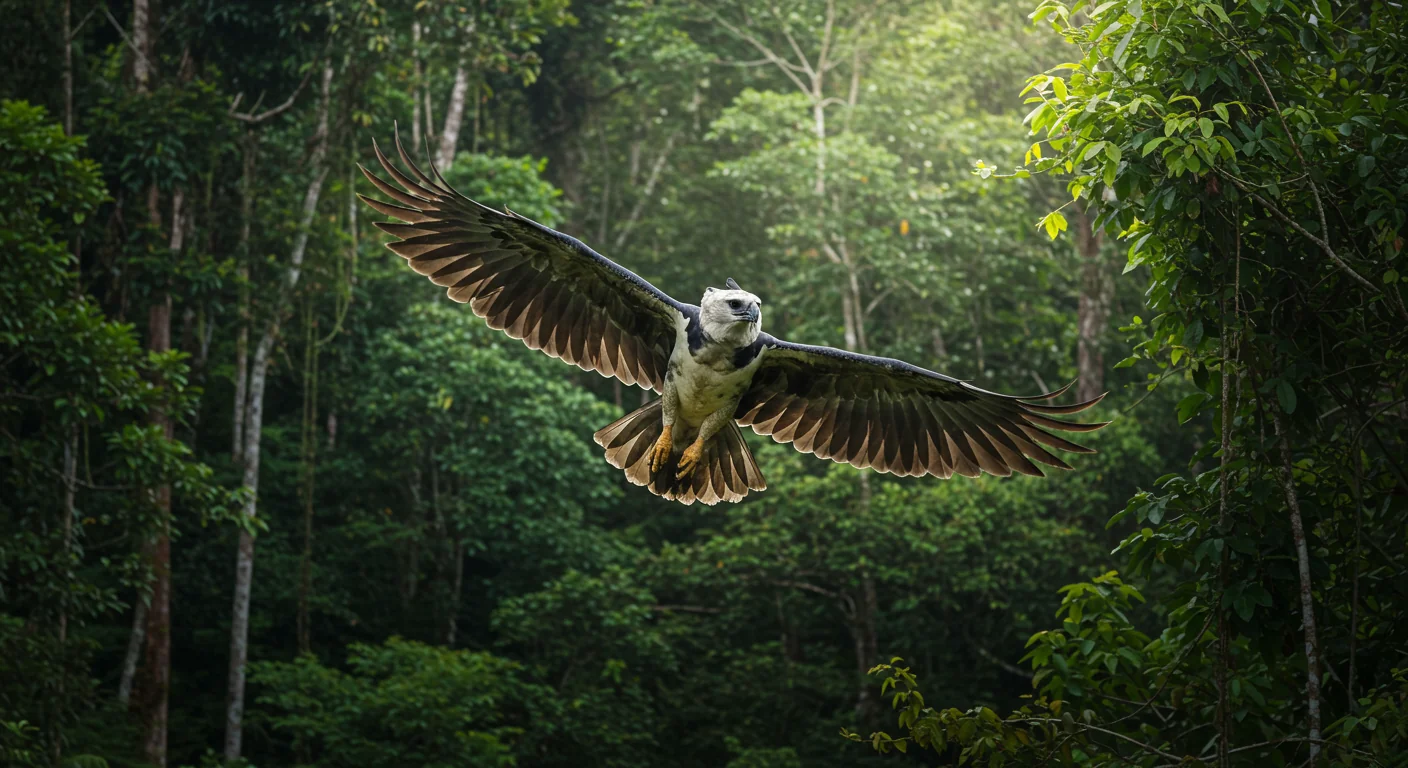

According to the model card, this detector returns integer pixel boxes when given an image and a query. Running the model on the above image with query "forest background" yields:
[2,0,1405,766]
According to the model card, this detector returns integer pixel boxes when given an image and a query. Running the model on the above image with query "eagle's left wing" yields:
[735,336,1108,478]
[359,132,690,393]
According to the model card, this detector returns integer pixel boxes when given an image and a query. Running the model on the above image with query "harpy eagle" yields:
[359,133,1107,506]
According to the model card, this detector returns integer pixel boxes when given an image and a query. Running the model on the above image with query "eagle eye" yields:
[728,299,742,310]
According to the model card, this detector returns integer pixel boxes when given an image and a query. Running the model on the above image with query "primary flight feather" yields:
[359,131,1108,506]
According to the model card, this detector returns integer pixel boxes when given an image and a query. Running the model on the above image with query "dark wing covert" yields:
[359,131,689,392]
[735,336,1109,478]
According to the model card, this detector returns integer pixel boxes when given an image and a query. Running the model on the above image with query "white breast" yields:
[669,314,766,427]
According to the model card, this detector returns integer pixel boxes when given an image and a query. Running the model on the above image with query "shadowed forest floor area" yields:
[2,0,1406,766]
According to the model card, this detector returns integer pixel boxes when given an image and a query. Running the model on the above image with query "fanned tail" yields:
[593,401,766,506]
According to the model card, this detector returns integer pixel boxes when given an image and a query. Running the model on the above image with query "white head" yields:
[700,277,762,346]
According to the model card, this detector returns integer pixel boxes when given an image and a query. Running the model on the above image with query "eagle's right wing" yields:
[360,132,689,393]
[736,336,1108,478]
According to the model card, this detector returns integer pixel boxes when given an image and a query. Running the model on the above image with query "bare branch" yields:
[768,5,816,78]
[614,131,679,250]
[1019,719,1187,763]
[1199,18,1407,322]
[710,57,774,68]
[69,4,99,40]
[650,604,722,614]
[100,5,155,73]
[696,2,813,96]
[1218,172,1402,321]
[231,68,314,124]
[770,579,839,599]
[815,0,837,76]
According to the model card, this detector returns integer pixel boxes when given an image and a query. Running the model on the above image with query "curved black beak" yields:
[742,305,760,323]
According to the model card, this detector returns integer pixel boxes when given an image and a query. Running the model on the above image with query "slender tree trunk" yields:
[224,62,334,762]
[224,332,271,761]
[138,490,171,767]
[1274,411,1322,766]
[54,424,77,765]
[811,84,826,196]
[296,305,318,656]
[1074,208,1111,402]
[121,0,159,720]
[55,6,76,754]
[471,78,481,154]
[849,576,879,722]
[446,537,464,647]
[846,260,867,351]
[1216,316,1235,768]
[62,0,73,136]
[117,600,147,706]
[135,190,183,768]
[403,468,423,605]
[1347,462,1363,708]
[437,58,472,169]
[131,0,152,90]
[411,21,423,154]
[423,89,436,149]
[232,134,256,462]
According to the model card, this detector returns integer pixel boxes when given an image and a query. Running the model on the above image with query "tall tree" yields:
[224,59,334,762]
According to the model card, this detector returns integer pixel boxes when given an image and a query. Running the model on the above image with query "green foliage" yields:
[440,153,568,227]
[844,0,1408,765]
[251,638,533,767]
[1,719,110,768]
[6,1,1404,767]
[0,99,237,768]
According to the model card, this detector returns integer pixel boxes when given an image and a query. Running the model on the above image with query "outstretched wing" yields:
[359,132,690,392]
[735,336,1108,478]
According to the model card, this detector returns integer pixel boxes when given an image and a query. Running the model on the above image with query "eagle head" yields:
[701,278,762,346]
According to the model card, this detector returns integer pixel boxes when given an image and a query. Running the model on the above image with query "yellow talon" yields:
[650,424,674,473]
[676,439,704,480]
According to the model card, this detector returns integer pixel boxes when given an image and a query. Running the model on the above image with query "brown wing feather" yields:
[735,336,1108,479]
[359,130,688,393]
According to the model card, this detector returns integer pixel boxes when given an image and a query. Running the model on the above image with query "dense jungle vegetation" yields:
[2,0,1406,766]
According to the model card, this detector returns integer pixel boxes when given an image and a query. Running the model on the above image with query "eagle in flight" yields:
[360,132,1107,506]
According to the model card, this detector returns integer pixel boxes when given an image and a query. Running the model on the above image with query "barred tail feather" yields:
[593,402,766,506]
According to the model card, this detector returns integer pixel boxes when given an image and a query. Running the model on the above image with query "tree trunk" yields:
[131,0,152,91]
[296,306,317,656]
[224,61,334,762]
[423,89,436,149]
[403,468,423,605]
[62,0,73,135]
[231,134,256,462]
[1074,208,1111,402]
[446,537,464,647]
[411,21,423,154]
[436,59,471,169]
[135,189,183,768]
[471,78,481,154]
[849,575,879,722]
[1216,318,1236,768]
[53,424,77,765]
[223,334,269,761]
[117,600,147,706]
[121,0,159,720]
[1274,411,1322,765]
[811,83,826,196]
[55,9,76,764]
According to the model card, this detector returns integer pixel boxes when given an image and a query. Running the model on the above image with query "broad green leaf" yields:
[1277,380,1297,414]
[1142,136,1168,156]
